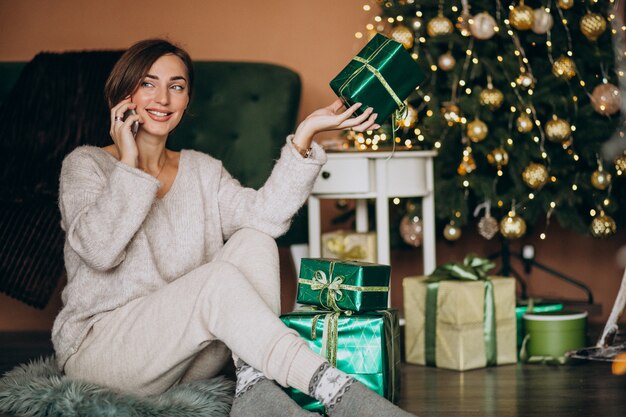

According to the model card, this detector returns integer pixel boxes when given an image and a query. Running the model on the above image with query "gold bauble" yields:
[441,102,462,124]
[522,163,549,189]
[480,87,504,110]
[470,12,497,40]
[500,211,527,239]
[427,15,454,37]
[516,73,535,89]
[487,147,509,168]
[590,211,617,238]
[591,83,621,116]
[545,116,571,142]
[396,105,418,128]
[591,168,612,190]
[557,0,574,10]
[478,215,499,240]
[552,56,576,80]
[457,153,477,176]
[438,52,456,71]
[580,12,607,42]
[615,153,626,174]
[467,119,489,142]
[509,2,534,31]
[532,8,554,34]
[516,114,534,133]
[443,222,462,241]
[391,25,414,49]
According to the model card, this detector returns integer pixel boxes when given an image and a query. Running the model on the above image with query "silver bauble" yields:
[470,12,497,40]
[591,83,621,116]
[400,215,423,247]
[532,8,554,34]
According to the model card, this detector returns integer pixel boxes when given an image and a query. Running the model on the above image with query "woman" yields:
[53,38,414,417]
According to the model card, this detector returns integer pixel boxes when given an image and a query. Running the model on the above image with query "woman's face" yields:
[131,53,190,139]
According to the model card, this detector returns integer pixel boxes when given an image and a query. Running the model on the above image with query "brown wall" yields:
[0,0,372,124]
[1,0,625,332]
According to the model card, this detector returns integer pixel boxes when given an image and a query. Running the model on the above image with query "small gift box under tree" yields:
[403,255,517,371]
[321,230,377,263]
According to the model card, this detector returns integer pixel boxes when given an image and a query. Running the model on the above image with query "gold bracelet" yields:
[291,138,312,158]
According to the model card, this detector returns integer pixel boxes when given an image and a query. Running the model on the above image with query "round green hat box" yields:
[523,310,588,358]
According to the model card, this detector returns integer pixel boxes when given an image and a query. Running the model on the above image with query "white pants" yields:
[65,228,324,396]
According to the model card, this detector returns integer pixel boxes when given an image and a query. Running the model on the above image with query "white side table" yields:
[308,150,437,275]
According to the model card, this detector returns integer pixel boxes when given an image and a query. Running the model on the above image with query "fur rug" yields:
[0,356,234,417]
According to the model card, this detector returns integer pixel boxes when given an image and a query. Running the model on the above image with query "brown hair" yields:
[104,39,194,108]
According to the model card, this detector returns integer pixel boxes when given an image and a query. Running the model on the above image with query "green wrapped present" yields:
[297,258,390,312]
[515,300,564,347]
[330,33,425,126]
[280,309,400,414]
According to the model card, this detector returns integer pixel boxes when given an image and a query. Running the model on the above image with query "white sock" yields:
[307,363,355,411]
[235,360,265,398]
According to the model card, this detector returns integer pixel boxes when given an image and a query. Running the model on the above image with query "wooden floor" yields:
[398,359,626,416]
[1,332,626,416]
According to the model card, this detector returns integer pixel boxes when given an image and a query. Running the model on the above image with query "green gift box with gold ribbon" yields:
[280,309,400,414]
[297,258,390,312]
[330,33,425,126]
[403,255,517,371]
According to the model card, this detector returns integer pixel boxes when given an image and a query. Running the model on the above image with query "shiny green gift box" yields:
[330,33,425,125]
[297,258,390,312]
[280,309,400,415]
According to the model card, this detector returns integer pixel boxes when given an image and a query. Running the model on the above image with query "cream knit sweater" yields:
[52,137,327,369]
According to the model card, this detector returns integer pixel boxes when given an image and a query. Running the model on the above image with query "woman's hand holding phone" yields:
[123,109,140,137]
[110,97,142,167]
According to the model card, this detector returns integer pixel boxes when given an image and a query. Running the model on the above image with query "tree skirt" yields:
[0,356,234,417]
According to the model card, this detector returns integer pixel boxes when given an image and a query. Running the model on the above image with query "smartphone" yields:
[123,109,139,137]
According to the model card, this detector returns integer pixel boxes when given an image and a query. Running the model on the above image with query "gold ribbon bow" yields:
[309,269,345,312]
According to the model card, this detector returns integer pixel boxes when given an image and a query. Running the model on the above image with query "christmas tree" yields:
[354,0,626,243]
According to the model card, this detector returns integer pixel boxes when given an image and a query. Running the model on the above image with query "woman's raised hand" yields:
[301,99,380,135]
[291,99,380,152]
[109,97,143,167]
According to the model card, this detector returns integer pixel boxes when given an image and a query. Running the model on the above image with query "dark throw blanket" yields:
[0,50,123,308]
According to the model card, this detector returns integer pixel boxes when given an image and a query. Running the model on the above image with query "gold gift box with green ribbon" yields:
[321,230,377,263]
[280,309,400,414]
[297,258,390,312]
[403,255,517,371]
[330,33,425,126]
